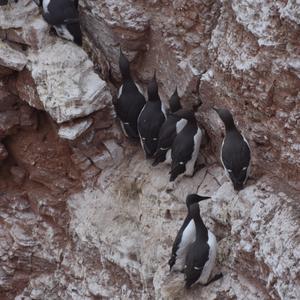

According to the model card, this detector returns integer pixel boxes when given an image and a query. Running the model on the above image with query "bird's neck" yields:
[148,92,160,102]
[121,73,132,82]
[225,121,236,132]
[193,216,208,241]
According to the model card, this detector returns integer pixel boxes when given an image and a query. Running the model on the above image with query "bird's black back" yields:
[116,80,146,125]
[43,0,79,25]
[138,101,165,138]
[222,130,250,182]
[138,101,166,156]
[171,122,197,164]
[157,114,181,149]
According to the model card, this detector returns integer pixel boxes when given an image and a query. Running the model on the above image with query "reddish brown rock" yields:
[16,69,44,110]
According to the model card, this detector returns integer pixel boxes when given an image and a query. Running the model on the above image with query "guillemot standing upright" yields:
[169,110,202,181]
[115,48,146,139]
[214,108,251,191]
[137,73,167,158]
[168,194,210,272]
[152,89,184,166]
[184,203,222,288]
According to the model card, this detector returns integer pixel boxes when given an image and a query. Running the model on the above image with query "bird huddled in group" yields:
[169,110,202,182]
[34,0,82,46]
[112,47,253,291]
[152,89,184,166]
[115,49,146,139]
[137,72,167,158]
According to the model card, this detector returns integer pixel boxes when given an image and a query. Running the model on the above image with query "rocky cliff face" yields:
[0,1,299,299]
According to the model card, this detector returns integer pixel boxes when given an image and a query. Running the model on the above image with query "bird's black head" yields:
[229,167,249,191]
[169,163,186,182]
[147,72,159,101]
[213,108,235,130]
[119,48,131,80]
[186,194,210,209]
[169,87,181,113]
[174,109,195,123]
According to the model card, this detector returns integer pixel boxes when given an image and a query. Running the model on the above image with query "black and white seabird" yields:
[152,90,184,166]
[169,110,202,181]
[115,49,146,139]
[137,73,167,158]
[168,194,210,272]
[214,108,251,191]
[184,203,222,289]
[36,0,82,46]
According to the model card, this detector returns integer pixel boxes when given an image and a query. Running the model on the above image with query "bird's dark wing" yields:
[157,115,179,149]
[222,132,251,172]
[185,243,209,288]
[116,81,145,123]
[73,0,78,10]
[137,102,166,139]
[171,216,191,257]
[171,124,196,164]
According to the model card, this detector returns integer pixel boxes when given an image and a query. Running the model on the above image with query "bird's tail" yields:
[152,149,167,166]
[169,163,185,181]
[203,273,223,286]
[123,123,139,139]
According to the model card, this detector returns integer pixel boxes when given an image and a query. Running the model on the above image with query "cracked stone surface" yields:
[0,0,299,299]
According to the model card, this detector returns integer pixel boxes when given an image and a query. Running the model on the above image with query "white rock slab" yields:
[27,40,112,123]
[0,41,27,71]
[58,118,93,140]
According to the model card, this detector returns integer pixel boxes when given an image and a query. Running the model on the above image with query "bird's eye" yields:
[227,169,232,173]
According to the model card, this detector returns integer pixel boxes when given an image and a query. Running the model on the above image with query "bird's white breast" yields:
[54,25,74,41]
[117,84,123,98]
[176,119,187,134]
[42,0,50,13]
[185,127,202,176]
[135,82,144,96]
[161,102,167,119]
[173,219,196,271]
